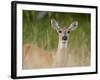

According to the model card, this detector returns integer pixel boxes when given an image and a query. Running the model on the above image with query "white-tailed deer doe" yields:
[23,19,79,69]
[51,19,78,67]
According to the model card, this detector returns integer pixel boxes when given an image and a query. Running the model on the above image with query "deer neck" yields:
[58,41,67,49]
[54,38,68,67]
[57,39,68,55]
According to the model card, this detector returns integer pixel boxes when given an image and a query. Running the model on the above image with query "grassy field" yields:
[22,10,91,68]
[23,10,90,51]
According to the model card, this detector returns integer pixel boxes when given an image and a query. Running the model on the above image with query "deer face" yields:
[51,19,78,42]
[56,27,69,41]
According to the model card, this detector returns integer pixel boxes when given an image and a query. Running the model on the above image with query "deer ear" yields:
[51,19,60,30]
[68,21,78,32]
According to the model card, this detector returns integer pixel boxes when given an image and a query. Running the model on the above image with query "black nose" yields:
[62,36,67,40]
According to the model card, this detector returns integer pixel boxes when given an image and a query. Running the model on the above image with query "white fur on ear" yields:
[51,19,60,30]
[68,21,78,31]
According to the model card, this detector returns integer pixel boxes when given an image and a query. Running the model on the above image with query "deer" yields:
[51,19,78,67]
[23,19,78,69]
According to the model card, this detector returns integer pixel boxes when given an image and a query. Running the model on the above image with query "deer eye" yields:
[59,30,62,33]
[67,31,70,33]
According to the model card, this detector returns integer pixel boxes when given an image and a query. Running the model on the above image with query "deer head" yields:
[51,19,78,43]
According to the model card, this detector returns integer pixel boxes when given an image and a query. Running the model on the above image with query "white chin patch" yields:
[59,41,68,48]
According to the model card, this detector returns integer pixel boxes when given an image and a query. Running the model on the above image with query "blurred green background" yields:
[23,10,91,52]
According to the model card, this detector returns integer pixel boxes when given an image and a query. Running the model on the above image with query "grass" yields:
[23,10,91,53]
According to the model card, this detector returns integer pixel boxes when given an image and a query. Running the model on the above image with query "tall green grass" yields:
[23,10,90,53]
